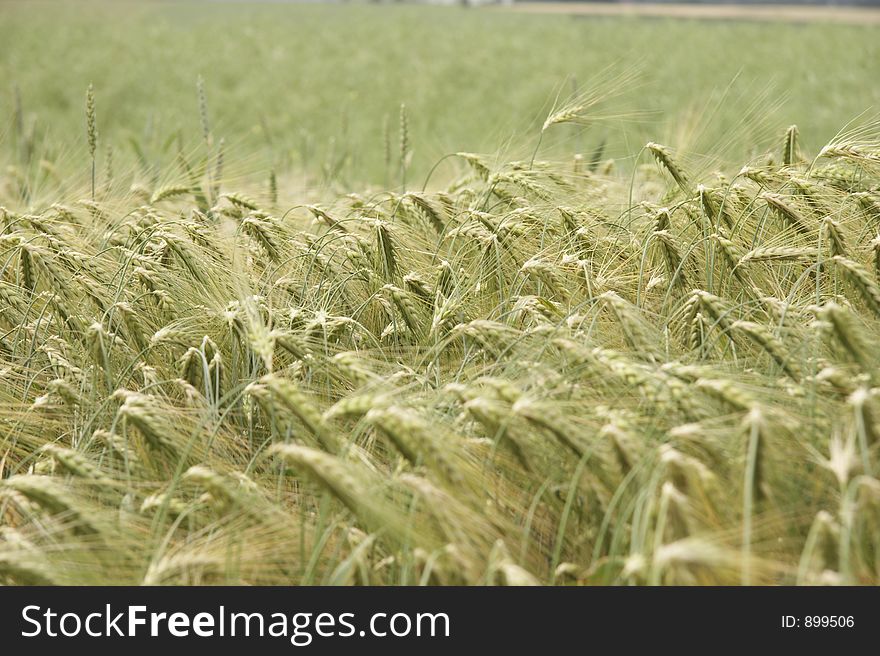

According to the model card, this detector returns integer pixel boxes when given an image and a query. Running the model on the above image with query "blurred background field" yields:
[1,1,878,190]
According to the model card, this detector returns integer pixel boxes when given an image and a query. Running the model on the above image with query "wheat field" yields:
[1,1,879,586]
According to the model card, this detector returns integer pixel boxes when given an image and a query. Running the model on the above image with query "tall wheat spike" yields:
[86,83,97,199]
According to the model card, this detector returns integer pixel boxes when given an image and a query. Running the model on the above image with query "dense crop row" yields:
[1,84,879,584]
